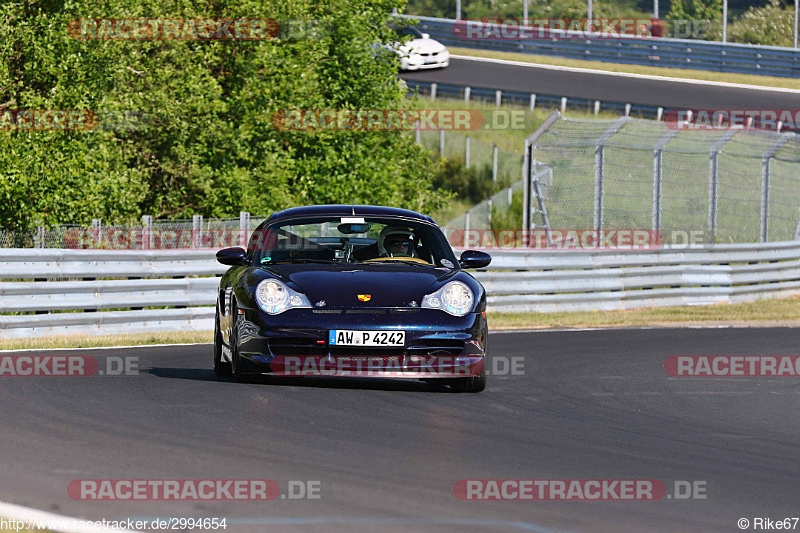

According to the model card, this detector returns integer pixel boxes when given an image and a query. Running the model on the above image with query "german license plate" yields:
[328,330,405,347]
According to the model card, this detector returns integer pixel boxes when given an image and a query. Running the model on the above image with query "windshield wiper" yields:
[363,258,431,267]
[263,259,339,265]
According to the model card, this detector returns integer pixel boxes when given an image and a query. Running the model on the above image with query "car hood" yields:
[397,38,447,55]
[258,263,457,307]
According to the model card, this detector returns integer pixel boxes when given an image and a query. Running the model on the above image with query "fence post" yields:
[464,86,471,103]
[761,157,771,243]
[495,90,502,107]
[594,100,600,115]
[430,83,437,101]
[465,136,470,168]
[653,130,677,233]
[560,97,567,114]
[92,218,101,248]
[34,225,45,249]
[625,103,631,116]
[761,135,792,242]
[594,117,629,231]
[708,130,737,243]
[492,144,498,183]
[192,214,203,248]
[464,211,470,248]
[657,107,663,121]
[530,94,536,111]
[141,215,153,250]
[239,211,250,248]
[415,120,421,144]
[439,129,445,156]
[488,198,493,229]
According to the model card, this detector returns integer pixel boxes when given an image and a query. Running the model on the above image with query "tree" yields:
[0,0,447,230]
[728,0,795,46]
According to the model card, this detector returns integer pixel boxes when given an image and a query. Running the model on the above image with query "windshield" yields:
[394,26,424,39]
[247,216,458,268]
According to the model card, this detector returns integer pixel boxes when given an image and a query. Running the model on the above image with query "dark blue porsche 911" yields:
[213,204,491,392]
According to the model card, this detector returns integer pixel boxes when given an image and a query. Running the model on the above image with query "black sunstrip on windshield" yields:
[247,216,457,268]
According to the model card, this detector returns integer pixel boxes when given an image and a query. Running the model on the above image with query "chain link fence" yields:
[0,214,270,249]
[524,113,800,244]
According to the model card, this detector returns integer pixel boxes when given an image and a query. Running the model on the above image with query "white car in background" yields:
[391,26,450,71]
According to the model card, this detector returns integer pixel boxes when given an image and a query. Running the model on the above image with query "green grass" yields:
[0,331,211,351]
[448,46,800,90]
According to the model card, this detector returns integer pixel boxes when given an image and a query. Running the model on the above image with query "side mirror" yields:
[421,32,430,39]
[216,247,248,266]
[459,250,491,269]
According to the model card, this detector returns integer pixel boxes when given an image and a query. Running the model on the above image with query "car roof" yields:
[266,205,437,225]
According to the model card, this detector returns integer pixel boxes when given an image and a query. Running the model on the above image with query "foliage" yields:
[432,156,493,204]
[728,0,795,46]
[0,0,448,230]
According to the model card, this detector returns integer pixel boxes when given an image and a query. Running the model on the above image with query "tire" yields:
[449,363,487,393]
[213,306,231,377]
[230,301,247,382]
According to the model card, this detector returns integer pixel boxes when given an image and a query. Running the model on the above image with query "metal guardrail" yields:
[405,79,662,120]
[404,15,800,78]
[2,242,800,337]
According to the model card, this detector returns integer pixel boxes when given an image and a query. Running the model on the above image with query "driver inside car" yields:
[377,226,416,258]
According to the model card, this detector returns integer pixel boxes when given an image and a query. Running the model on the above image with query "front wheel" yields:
[213,307,231,377]
[449,364,487,393]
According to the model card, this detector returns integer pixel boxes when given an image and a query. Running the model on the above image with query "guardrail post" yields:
[530,94,536,111]
[430,83,437,101]
[239,211,250,247]
[439,129,445,156]
[465,136,471,168]
[141,215,153,250]
[495,90,502,107]
[192,214,203,248]
[464,86,471,103]
[492,144,498,183]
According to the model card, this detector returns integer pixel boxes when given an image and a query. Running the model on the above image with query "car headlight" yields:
[255,279,311,315]
[422,281,474,316]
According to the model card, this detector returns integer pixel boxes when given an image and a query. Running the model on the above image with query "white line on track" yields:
[0,500,135,532]
[452,54,800,94]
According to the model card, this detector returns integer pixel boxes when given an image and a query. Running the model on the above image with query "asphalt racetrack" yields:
[399,56,800,110]
[1,327,798,531]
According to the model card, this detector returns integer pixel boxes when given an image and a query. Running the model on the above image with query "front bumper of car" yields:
[234,307,486,378]
[400,50,450,71]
